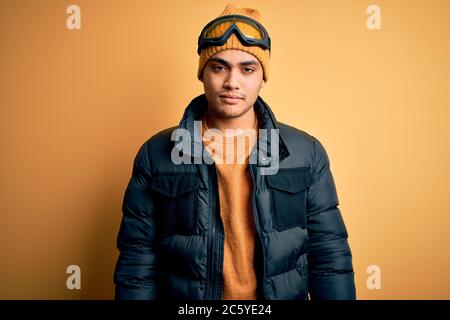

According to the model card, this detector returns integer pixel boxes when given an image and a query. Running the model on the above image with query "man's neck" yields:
[204,107,257,133]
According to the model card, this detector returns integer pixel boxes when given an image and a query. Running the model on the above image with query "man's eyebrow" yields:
[208,57,259,67]
[240,60,259,66]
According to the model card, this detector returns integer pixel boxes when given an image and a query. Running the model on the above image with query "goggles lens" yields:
[201,16,266,40]
[198,15,271,54]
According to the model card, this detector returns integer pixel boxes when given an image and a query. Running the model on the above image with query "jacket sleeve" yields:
[113,142,158,299]
[306,136,356,300]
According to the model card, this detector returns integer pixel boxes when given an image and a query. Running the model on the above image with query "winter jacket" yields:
[114,93,356,300]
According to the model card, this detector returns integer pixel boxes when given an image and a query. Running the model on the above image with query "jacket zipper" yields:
[206,164,223,299]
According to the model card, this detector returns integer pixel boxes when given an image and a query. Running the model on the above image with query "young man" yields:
[114,4,356,300]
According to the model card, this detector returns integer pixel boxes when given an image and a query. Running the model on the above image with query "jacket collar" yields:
[174,93,290,166]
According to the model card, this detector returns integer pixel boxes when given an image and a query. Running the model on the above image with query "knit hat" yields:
[197,3,270,81]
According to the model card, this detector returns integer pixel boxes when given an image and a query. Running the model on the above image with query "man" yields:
[114,3,356,300]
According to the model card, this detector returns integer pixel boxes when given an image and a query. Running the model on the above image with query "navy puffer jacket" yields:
[114,94,356,300]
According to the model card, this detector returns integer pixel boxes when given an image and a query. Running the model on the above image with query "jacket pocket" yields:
[150,174,201,237]
[266,167,313,231]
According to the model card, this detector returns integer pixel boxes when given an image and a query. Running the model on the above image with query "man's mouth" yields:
[220,94,243,99]
[219,93,244,104]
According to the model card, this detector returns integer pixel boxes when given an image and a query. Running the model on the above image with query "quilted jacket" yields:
[114,94,356,300]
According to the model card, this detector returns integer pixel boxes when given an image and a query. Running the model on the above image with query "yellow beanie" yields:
[197,3,270,81]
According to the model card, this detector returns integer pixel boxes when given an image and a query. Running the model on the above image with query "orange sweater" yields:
[202,113,259,300]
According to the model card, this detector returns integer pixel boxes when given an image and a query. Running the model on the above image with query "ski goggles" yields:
[197,14,271,55]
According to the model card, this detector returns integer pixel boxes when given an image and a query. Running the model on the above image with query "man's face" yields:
[201,49,265,120]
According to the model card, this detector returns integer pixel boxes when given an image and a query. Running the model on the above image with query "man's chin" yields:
[217,110,250,119]
[206,98,253,119]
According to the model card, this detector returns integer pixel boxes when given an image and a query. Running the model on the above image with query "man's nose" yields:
[223,69,240,90]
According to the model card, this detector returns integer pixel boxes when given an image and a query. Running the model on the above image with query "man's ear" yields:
[199,71,205,83]
[261,80,266,88]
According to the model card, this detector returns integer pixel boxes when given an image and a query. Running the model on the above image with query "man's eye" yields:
[213,65,225,71]
[243,67,254,73]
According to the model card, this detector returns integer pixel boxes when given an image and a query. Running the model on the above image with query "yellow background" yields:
[0,0,449,299]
